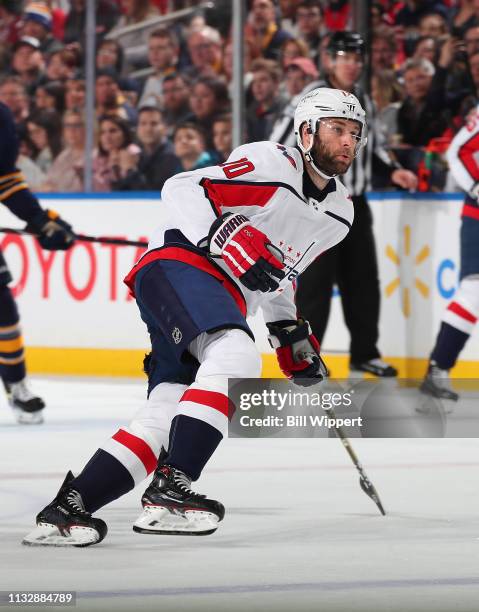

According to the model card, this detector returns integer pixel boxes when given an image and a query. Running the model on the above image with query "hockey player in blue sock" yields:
[0,102,75,424]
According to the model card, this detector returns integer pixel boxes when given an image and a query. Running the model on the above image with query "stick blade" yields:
[359,476,386,516]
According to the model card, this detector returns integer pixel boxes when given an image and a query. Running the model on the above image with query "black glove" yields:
[27,209,76,251]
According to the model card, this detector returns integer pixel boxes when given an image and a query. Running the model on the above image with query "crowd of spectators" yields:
[0,0,478,193]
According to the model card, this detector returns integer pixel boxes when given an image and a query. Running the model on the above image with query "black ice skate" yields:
[418,362,458,413]
[3,378,45,424]
[349,358,398,377]
[22,471,107,547]
[133,464,225,536]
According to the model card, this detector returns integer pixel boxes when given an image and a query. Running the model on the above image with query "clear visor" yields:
[313,118,367,156]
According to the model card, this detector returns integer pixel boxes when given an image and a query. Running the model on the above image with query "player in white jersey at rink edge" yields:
[23,88,366,547]
[420,103,479,409]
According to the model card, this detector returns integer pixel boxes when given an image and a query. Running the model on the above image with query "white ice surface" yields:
[1,377,479,612]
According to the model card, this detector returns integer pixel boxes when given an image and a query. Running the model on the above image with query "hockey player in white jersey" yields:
[23,88,367,547]
[420,104,479,406]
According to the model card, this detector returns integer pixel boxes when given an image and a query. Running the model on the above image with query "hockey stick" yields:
[324,406,386,516]
[0,226,148,248]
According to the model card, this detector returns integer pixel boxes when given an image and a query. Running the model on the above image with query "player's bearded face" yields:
[311,119,359,176]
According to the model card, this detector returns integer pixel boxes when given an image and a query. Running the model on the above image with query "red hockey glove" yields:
[266,319,328,386]
[208,212,285,292]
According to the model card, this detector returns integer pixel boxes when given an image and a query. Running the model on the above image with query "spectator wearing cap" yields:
[42,109,85,192]
[294,0,324,64]
[64,0,120,47]
[161,72,193,137]
[185,26,224,79]
[95,68,137,125]
[10,36,45,96]
[269,57,319,144]
[21,2,63,55]
[245,0,292,62]
[113,105,179,191]
[138,28,179,109]
[284,56,318,98]
[0,76,30,126]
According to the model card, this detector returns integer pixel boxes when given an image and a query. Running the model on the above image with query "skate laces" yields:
[65,489,89,516]
[173,470,192,491]
[172,469,205,499]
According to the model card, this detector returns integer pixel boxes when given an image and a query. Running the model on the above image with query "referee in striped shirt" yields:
[293,32,418,376]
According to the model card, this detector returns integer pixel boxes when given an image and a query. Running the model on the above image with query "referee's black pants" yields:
[296,194,381,364]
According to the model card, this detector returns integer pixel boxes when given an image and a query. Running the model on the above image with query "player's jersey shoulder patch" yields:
[275,144,298,169]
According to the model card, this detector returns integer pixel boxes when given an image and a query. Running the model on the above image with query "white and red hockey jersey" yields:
[446,105,479,220]
[140,141,354,321]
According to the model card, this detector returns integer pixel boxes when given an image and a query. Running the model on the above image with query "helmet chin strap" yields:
[304,149,336,180]
[298,121,339,180]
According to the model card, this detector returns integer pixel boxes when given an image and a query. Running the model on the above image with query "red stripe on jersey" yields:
[124,246,247,317]
[180,388,230,417]
[201,178,278,213]
[462,203,479,220]
[112,429,157,473]
[447,301,477,323]
[458,132,479,181]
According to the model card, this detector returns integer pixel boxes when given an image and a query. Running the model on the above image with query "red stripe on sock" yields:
[447,301,477,324]
[112,429,157,474]
[180,389,230,417]
[462,204,479,221]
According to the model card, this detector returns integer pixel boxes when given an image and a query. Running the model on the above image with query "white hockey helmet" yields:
[294,87,368,178]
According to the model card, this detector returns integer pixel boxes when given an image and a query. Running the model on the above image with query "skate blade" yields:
[13,409,44,425]
[133,505,219,536]
[416,394,455,415]
[22,523,101,547]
